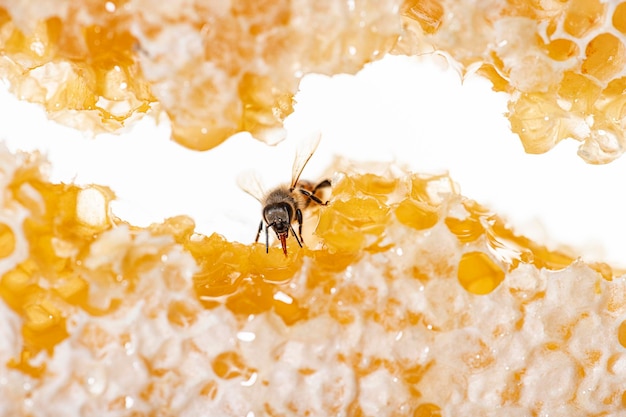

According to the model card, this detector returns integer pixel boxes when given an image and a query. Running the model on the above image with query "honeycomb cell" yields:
[543,38,579,61]
[557,71,602,113]
[598,80,626,142]
[0,222,16,258]
[477,63,510,93]
[211,350,256,381]
[412,174,458,209]
[53,275,89,305]
[328,304,356,326]
[83,24,136,69]
[330,174,396,208]
[359,174,399,196]
[508,92,566,154]
[317,196,389,252]
[24,302,60,332]
[604,76,626,97]
[316,212,366,253]
[444,216,484,243]
[563,0,606,38]
[487,220,575,271]
[414,403,442,417]
[332,197,389,225]
[199,380,219,399]
[272,291,306,325]
[462,338,495,370]
[401,0,444,34]
[249,243,303,284]
[309,248,359,274]
[402,363,431,386]
[457,251,505,295]
[22,308,69,355]
[1,264,35,296]
[191,235,251,298]
[225,278,274,316]
[167,300,199,327]
[581,33,626,83]
[612,2,626,34]
[395,198,439,230]
[618,319,626,348]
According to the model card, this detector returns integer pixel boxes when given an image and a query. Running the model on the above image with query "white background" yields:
[1,54,625,268]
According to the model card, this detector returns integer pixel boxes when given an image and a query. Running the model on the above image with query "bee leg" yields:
[313,179,331,194]
[265,223,270,253]
[299,189,329,206]
[255,220,263,243]
[290,223,303,248]
[295,208,304,247]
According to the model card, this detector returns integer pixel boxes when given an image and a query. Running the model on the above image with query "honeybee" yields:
[238,135,331,256]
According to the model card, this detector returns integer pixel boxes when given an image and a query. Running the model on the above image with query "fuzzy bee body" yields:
[239,135,330,256]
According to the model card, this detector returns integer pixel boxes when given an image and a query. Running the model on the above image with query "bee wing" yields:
[291,132,321,189]
[237,170,267,203]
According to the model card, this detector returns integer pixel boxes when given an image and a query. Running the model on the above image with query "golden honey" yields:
[0,145,624,414]
[0,1,624,161]
[1,0,626,414]
[457,251,505,295]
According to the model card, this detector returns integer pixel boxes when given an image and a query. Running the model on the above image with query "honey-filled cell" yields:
[457,251,505,295]
[582,33,626,83]
[0,222,16,259]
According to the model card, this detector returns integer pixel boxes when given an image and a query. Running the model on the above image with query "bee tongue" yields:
[279,235,288,257]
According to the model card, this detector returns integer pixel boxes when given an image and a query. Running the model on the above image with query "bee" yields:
[238,135,331,256]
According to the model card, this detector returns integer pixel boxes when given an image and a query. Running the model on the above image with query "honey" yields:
[0,145,625,414]
[0,0,623,161]
[563,0,606,39]
[581,33,626,83]
[444,215,484,243]
[2,0,626,414]
[395,198,439,231]
[618,320,626,348]
[211,350,256,380]
[457,251,505,295]
[543,38,579,62]
[614,3,626,34]
[0,222,16,258]
[413,403,442,417]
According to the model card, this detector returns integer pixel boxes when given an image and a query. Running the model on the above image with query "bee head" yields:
[264,203,292,233]
[264,203,294,255]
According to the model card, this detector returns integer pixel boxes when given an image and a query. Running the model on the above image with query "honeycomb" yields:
[398,0,626,164]
[1,147,625,416]
[0,0,400,150]
[0,1,625,161]
[2,0,626,416]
